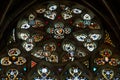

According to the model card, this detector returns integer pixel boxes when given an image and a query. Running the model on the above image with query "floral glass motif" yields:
[14,57,27,65]
[1,56,26,66]
[95,67,120,80]
[6,69,19,80]
[72,8,82,14]
[31,42,58,63]
[32,34,43,42]
[30,66,57,80]
[43,42,56,52]
[62,41,75,52]
[83,14,92,26]
[22,41,34,51]
[1,57,12,66]
[73,14,100,29]
[102,68,114,80]
[44,3,58,20]
[48,4,57,11]
[18,14,44,29]
[75,48,87,57]
[17,14,44,52]
[63,67,89,80]
[44,11,57,20]
[31,49,44,59]
[73,30,102,51]
[32,19,44,28]
[21,22,30,29]
[37,67,50,79]
[8,48,21,57]
[1,48,26,66]
[61,9,73,20]
[94,49,120,66]
[1,69,25,80]
[17,19,30,29]
[28,14,36,26]
[62,41,88,62]
[47,22,71,39]
[17,31,30,40]
[62,41,75,61]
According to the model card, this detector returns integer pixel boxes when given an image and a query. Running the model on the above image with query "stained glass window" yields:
[0,1,120,80]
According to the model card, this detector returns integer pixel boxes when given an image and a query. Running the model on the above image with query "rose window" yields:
[0,0,120,80]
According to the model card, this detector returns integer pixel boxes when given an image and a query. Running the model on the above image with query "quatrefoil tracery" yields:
[1,48,26,66]
[94,49,120,66]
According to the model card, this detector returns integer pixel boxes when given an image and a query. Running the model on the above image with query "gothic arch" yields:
[0,0,120,80]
